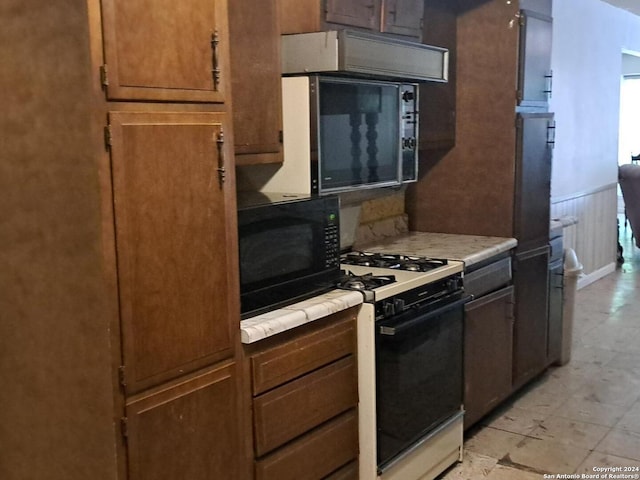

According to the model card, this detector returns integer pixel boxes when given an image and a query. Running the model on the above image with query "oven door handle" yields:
[379,295,472,336]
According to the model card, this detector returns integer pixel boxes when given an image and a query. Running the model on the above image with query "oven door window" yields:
[375,298,465,470]
[318,79,400,191]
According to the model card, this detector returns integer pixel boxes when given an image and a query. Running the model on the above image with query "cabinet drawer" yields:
[251,315,356,395]
[253,356,357,456]
[255,410,358,480]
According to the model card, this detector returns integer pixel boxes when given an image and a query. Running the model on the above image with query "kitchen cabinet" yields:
[109,111,236,394]
[280,0,424,39]
[228,0,283,164]
[517,3,553,106]
[419,0,457,150]
[514,112,554,252]
[3,1,243,479]
[464,286,515,429]
[101,0,230,102]
[242,308,359,480]
[125,362,240,480]
[407,0,554,398]
[381,0,425,37]
[513,247,550,388]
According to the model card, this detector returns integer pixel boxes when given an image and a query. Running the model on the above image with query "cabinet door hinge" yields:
[100,64,109,88]
[278,130,283,143]
[518,12,526,27]
[104,125,112,150]
[120,417,129,440]
[118,365,126,388]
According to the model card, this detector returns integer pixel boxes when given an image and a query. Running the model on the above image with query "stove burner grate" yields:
[341,251,448,272]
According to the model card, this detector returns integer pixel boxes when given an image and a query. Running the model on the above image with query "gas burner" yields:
[341,251,448,272]
[337,271,397,291]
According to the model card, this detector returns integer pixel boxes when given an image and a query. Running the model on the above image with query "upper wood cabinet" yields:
[326,0,381,30]
[281,0,424,39]
[517,9,553,107]
[109,111,238,394]
[101,0,230,102]
[228,0,283,164]
[382,0,424,37]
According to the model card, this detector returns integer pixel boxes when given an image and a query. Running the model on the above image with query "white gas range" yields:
[339,252,466,480]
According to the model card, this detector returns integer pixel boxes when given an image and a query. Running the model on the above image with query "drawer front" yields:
[255,410,358,480]
[253,356,357,456]
[251,315,356,395]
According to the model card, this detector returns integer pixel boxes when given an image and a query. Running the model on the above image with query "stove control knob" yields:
[402,90,415,102]
[394,298,405,312]
[383,301,395,317]
[447,277,460,291]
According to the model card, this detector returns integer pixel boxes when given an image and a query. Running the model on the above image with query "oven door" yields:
[375,294,470,472]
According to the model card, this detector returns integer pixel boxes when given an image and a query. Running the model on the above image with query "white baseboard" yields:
[577,262,616,290]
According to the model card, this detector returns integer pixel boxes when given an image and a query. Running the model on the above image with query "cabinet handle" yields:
[546,121,556,148]
[543,70,553,97]
[216,128,226,184]
[211,30,221,92]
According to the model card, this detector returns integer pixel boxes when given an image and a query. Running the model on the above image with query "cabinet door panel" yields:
[464,286,514,429]
[126,363,240,480]
[382,0,424,38]
[325,0,380,30]
[514,113,553,251]
[229,0,283,162]
[110,111,237,394]
[101,0,229,102]
[517,10,552,106]
[513,248,549,388]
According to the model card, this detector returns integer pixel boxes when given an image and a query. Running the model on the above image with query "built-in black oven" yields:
[375,277,470,472]
[237,192,341,319]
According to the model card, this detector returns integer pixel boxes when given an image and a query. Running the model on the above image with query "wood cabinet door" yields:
[126,362,240,480]
[228,0,283,163]
[517,9,553,106]
[109,111,238,394]
[512,247,549,388]
[101,0,229,102]
[382,0,424,37]
[514,113,553,251]
[325,0,381,30]
[464,286,514,429]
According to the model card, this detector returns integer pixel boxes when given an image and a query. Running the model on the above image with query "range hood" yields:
[282,30,448,83]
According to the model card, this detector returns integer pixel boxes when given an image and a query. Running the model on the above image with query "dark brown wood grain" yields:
[126,362,241,480]
[250,315,356,396]
[109,111,236,394]
[254,411,359,480]
[253,356,358,456]
[228,0,283,164]
[101,0,230,102]
[382,0,424,37]
[464,286,515,429]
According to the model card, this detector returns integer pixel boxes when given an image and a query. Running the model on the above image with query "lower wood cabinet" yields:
[464,286,514,429]
[255,411,358,480]
[512,247,550,388]
[125,361,241,480]
[243,308,359,480]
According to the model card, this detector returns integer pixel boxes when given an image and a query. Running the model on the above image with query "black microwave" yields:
[237,193,342,319]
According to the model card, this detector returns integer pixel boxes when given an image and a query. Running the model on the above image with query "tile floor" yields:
[440,222,640,479]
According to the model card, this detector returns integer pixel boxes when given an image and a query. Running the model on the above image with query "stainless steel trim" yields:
[282,30,448,83]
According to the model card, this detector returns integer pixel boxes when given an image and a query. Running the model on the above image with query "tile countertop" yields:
[240,289,363,344]
[360,232,518,268]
